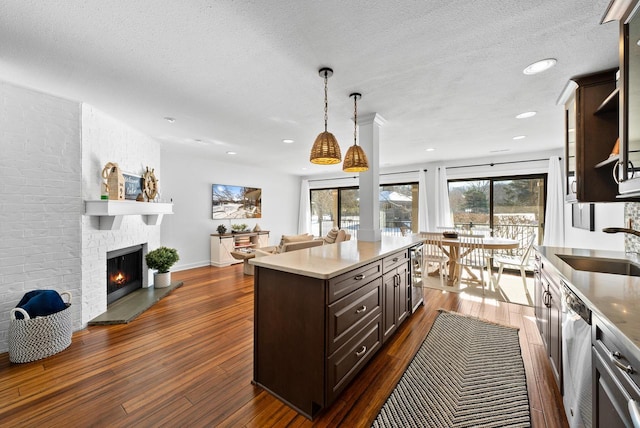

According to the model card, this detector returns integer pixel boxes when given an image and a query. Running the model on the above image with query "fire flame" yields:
[113,272,126,285]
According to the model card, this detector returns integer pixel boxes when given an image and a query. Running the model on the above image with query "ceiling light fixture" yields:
[343,93,368,173]
[310,68,341,165]
[512,135,526,140]
[516,111,537,119]
[523,58,557,75]
[164,117,176,123]
[226,151,237,155]
[425,148,435,152]
[282,139,294,144]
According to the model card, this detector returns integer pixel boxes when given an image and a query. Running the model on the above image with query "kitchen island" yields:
[250,236,423,419]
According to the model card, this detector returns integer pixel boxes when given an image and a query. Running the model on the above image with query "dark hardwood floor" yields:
[0,265,568,427]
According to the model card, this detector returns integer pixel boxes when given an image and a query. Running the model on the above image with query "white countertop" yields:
[537,245,640,354]
[249,235,423,279]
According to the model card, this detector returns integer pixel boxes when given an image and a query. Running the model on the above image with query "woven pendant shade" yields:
[310,67,342,165]
[310,131,341,165]
[343,92,369,172]
[343,144,369,172]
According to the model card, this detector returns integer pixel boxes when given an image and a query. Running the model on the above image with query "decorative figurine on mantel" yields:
[142,166,158,202]
[101,162,125,200]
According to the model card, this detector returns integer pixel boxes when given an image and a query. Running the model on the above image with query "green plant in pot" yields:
[217,224,227,235]
[145,246,179,288]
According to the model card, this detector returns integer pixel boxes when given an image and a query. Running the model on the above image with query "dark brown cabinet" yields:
[592,313,640,427]
[382,249,410,343]
[534,252,562,388]
[564,68,620,202]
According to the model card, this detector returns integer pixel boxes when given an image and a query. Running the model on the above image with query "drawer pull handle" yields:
[393,257,399,262]
[356,305,367,314]
[611,352,635,374]
[354,274,365,280]
[629,399,640,428]
[355,346,367,357]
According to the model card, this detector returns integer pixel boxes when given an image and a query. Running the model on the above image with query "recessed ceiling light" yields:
[516,111,537,119]
[490,149,510,153]
[512,135,526,140]
[425,148,435,152]
[523,58,557,75]
[226,151,237,155]
[164,117,176,123]
[282,139,294,144]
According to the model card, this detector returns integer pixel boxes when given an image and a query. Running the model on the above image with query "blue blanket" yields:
[15,290,67,320]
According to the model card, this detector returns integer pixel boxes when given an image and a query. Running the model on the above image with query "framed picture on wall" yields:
[572,203,594,231]
[123,173,143,200]
[212,184,262,219]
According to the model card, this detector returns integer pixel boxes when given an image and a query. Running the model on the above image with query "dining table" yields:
[439,236,520,287]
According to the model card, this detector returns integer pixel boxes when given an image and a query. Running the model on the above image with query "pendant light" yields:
[343,92,369,172]
[310,68,341,165]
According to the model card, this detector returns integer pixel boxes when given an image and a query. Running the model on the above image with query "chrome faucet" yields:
[602,227,640,238]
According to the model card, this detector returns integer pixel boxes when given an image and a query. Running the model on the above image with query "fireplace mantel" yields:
[85,200,174,230]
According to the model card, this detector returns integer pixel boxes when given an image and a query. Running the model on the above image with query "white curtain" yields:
[435,167,453,228]
[543,156,565,246]
[298,179,311,234]
[418,169,429,232]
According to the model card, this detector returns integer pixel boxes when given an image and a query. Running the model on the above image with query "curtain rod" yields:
[308,169,427,183]
[444,157,561,170]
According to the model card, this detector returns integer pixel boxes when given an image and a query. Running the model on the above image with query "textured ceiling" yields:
[0,0,619,175]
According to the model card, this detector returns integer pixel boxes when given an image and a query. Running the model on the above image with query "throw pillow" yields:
[324,227,340,244]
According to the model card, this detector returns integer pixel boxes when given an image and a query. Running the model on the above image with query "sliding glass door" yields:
[448,175,546,247]
[310,183,419,237]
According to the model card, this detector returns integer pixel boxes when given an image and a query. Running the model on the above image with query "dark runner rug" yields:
[372,310,531,428]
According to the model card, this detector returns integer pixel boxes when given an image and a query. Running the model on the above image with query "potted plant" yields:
[217,224,227,235]
[145,246,179,288]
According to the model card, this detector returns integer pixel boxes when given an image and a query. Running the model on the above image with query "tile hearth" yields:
[88,281,183,325]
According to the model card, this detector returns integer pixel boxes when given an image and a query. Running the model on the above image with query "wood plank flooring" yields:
[0,265,568,427]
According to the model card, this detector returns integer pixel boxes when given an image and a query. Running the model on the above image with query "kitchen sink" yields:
[557,254,640,277]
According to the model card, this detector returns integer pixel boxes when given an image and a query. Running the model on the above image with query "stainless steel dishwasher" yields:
[562,280,592,428]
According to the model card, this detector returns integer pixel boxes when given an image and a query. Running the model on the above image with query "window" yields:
[310,182,419,237]
[448,174,546,250]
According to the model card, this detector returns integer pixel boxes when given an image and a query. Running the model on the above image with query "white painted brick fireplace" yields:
[0,81,163,353]
[81,105,162,325]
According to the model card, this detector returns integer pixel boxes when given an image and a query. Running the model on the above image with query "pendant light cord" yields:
[353,94,358,146]
[323,71,329,132]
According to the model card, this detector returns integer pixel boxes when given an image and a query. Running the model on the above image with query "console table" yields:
[210,231,269,267]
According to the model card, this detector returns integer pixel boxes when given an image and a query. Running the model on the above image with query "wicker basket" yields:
[8,291,73,363]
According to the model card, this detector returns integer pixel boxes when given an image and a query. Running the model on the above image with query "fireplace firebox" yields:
[106,245,143,305]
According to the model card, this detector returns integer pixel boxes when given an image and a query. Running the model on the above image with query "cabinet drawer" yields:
[327,315,381,402]
[383,249,408,273]
[593,314,640,393]
[328,261,382,304]
[328,277,382,354]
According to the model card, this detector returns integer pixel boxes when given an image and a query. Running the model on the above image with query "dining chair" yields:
[420,232,449,287]
[456,235,491,293]
[494,233,535,305]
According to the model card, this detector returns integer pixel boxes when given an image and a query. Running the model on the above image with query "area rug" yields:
[372,310,531,428]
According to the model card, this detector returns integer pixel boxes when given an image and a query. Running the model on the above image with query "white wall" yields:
[0,82,82,353]
[160,148,301,270]
[564,202,624,250]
